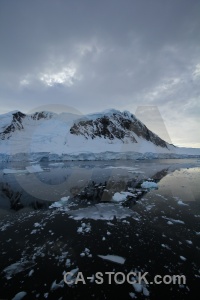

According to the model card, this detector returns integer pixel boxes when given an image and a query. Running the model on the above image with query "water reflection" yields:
[0,159,188,212]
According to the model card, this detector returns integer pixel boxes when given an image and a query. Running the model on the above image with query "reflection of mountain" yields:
[0,162,194,212]
[1,183,23,211]
[151,169,169,181]
[71,168,169,204]
[0,182,50,211]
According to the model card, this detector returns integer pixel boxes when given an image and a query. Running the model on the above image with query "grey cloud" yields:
[0,0,200,146]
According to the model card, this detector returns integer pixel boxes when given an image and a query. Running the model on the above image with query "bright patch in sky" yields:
[193,64,200,79]
[20,79,30,86]
[40,66,77,87]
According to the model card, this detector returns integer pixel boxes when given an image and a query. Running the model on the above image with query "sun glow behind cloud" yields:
[40,65,78,87]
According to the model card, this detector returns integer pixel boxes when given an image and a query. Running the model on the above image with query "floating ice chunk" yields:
[128,171,144,174]
[3,169,28,174]
[167,221,173,225]
[28,269,34,276]
[0,222,12,231]
[141,181,158,189]
[77,227,83,233]
[51,279,64,290]
[98,254,125,264]
[177,200,189,206]
[180,256,187,261]
[161,244,171,250]
[64,268,79,286]
[26,164,43,173]
[129,292,136,298]
[34,222,41,228]
[77,222,91,234]
[49,196,70,208]
[68,203,134,220]
[65,259,71,267]
[3,260,36,279]
[12,291,27,300]
[44,293,48,299]
[132,282,143,293]
[112,191,136,202]
[80,248,92,257]
[143,287,150,296]
[49,162,64,167]
[186,240,193,245]
[106,166,139,171]
[112,192,127,202]
[162,216,185,224]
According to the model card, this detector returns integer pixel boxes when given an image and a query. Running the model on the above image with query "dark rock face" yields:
[0,111,54,140]
[70,115,136,141]
[70,111,168,148]
[0,111,26,140]
[0,109,168,149]
[31,111,54,120]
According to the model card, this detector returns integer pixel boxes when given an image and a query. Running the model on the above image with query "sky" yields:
[0,0,200,148]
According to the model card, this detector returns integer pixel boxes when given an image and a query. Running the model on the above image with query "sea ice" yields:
[112,191,136,202]
[26,164,43,173]
[3,169,28,174]
[68,203,133,220]
[12,291,27,300]
[180,256,187,261]
[97,254,125,264]
[141,181,158,189]
[49,196,70,208]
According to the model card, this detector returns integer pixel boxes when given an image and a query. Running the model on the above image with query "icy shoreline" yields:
[0,151,200,162]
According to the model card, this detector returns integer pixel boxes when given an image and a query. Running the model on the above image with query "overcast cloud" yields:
[0,0,200,147]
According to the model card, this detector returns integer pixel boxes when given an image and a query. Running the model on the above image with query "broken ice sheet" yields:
[68,203,134,220]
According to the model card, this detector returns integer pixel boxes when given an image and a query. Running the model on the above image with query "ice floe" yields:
[3,169,28,174]
[77,222,91,234]
[180,256,187,261]
[68,203,135,220]
[3,164,44,174]
[112,191,136,202]
[51,279,64,290]
[3,260,36,279]
[26,164,43,173]
[162,216,185,224]
[141,181,158,189]
[49,196,70,208]
[97,254,125,264]
[12,291,27,300]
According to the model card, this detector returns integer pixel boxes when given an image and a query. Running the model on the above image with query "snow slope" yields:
[0,109,199,161]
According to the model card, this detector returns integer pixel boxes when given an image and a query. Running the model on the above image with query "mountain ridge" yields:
[0,109,199,161]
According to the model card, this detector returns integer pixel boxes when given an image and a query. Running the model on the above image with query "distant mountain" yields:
[0,109,199,161]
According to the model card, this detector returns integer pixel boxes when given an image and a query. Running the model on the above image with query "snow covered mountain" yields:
[0,109,199,161]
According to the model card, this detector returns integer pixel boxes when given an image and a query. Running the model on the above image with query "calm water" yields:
[0,159,199,299]
[0,158,199,212]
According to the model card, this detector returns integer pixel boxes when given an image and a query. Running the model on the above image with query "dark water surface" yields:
[0,159,199,299]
